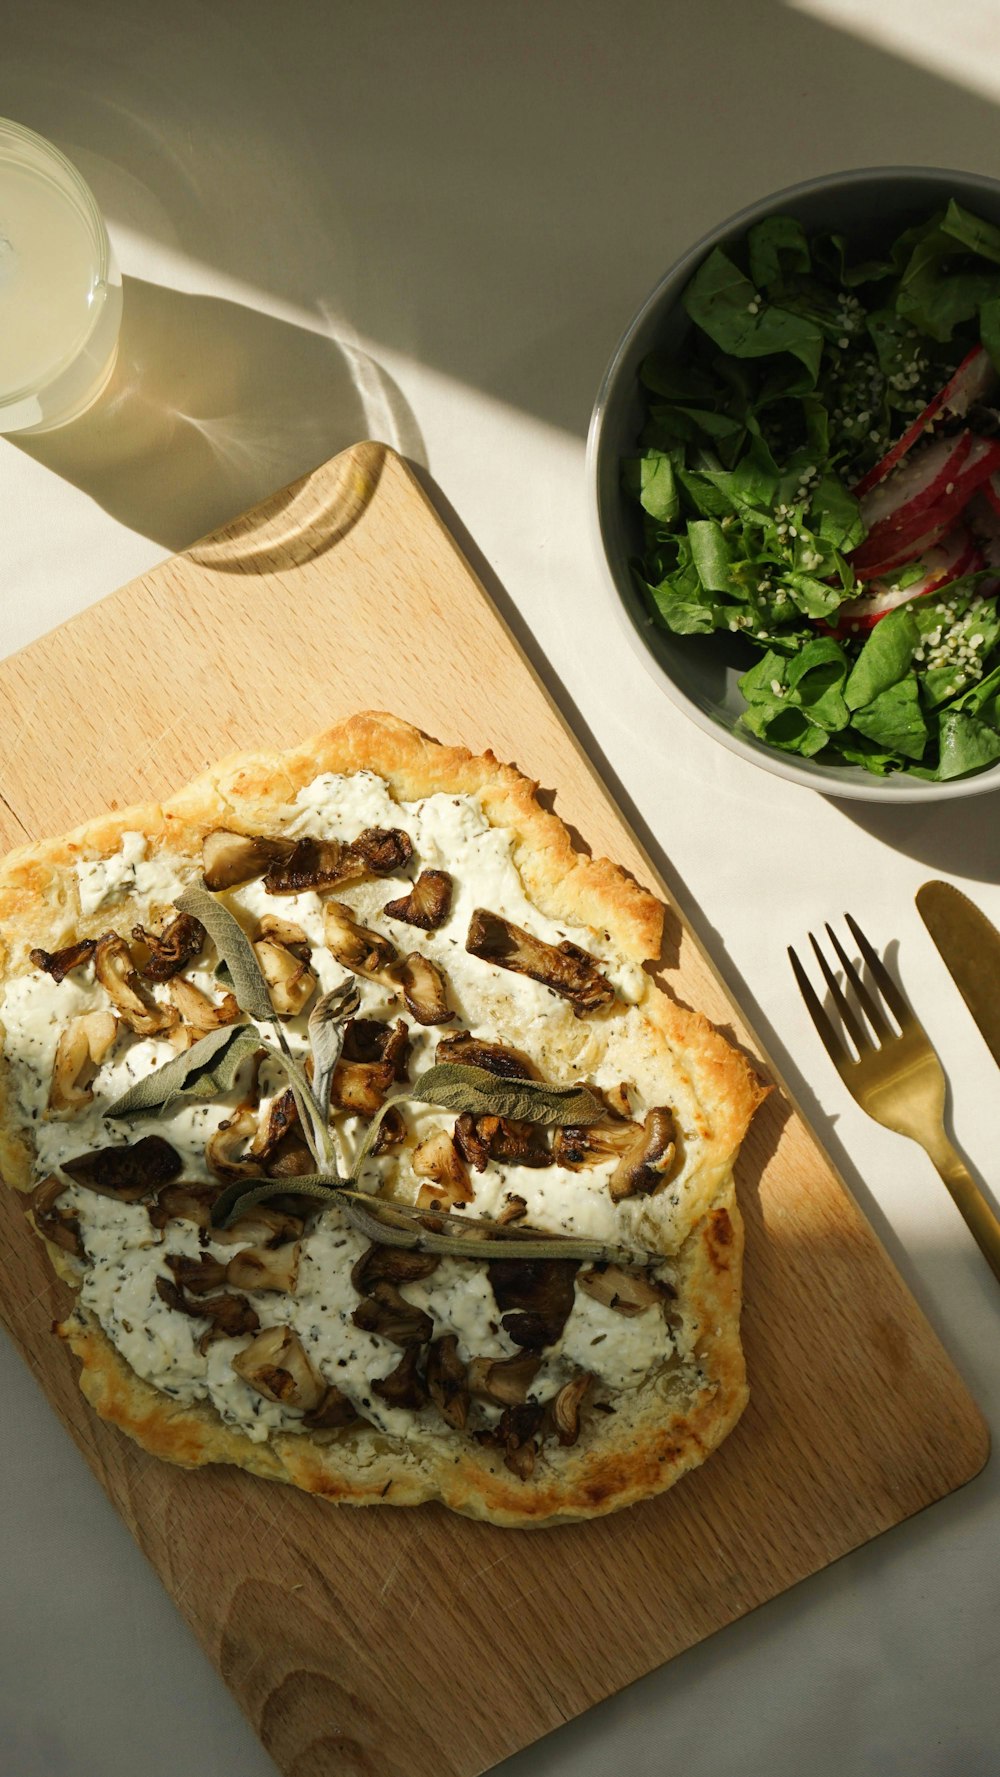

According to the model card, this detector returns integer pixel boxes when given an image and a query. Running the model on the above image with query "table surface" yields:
[1,5,998,1776]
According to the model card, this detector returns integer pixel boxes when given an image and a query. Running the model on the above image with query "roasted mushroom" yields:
[397,953,452,1025]
[30,1175,84,1258]
[60,1134,182,1201]
[477,1403,546,1480]
[548,1372,592,1446]
[148,1179,221,1230]
[453,1113,551,1172]
[211,1204,304,1248]
[262,1132,318,1179]
[303,1383,358,1430]
[155,1275,260,1348]
[434,1030,538,1080]
[249,1087,299,1160]
[256,913,311,959]
[350,1243,439,1295]
[371,1346,429,1410]
[383,869,452,930]
[133,913,205,982]
[30,939,96,983]
[426,1335,469,1429]
[330,1058,396,1119]
[342,1017,411,1077]
[93,932,179,1037]
[497,1192,528,1225]
[167,975,241,1039]
[488,1257,578,1349]
[47,1009,117,1113]
[466,909,615,1016]
[577,1264,665,1316]
[225,1243,301,1293]
[351,1280,434,1347]
[263,828,413,895]
[165,1253,228,1296]
[551,1121,637,1168]
[206,1108,264,1182]
[253,935,317,1017]
[467,1350,542,1406]
[231,1324,325,1409]
[412,1129,473,1208]
[608,1108,677,1202]
[371,1105,407,1154]
[202,829,293,891]
[323,902,398,978]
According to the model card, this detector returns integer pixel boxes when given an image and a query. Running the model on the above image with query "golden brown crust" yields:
[0,711,765,1525]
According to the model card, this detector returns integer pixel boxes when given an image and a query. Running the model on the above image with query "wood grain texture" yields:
[0,442,988,1777]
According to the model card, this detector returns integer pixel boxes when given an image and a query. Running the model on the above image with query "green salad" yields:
[626,200,1000,779]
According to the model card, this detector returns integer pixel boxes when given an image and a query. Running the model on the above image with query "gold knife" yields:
[916,880,1000,1069]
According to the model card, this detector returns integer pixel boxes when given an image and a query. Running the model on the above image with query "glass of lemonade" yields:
[0,117,123,435]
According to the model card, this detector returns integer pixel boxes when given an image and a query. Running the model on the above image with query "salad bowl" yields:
[588,167,1000,801]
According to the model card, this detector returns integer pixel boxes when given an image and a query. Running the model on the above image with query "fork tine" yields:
[788,944,851,1069]
[844,912,914,1027]
[825,922,893,1042]
[808,930,871,1055]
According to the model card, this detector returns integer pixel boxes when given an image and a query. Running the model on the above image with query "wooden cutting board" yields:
[0,443,987,1777]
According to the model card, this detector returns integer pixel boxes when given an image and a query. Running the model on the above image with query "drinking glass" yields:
[0,117,123,435]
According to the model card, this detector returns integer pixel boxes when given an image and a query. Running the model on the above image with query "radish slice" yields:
[853,433,1000,572]
[982,472,1000,519]
[852,344,998,498]
[836,529,983,632]
[853,520,950,582]
[858,431,972,536]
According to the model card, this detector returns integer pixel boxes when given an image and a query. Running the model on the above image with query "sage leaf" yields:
[176,885,274,1023]
[105,1023,260,1118]
[210,1173,649,1265]
[309,981,361,1117]
[409,1063,605,1126]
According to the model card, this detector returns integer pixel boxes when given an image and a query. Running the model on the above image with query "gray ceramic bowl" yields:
[587,167,1000,802]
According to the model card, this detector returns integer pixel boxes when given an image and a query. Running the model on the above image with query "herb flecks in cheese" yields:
[3,772,687,1448]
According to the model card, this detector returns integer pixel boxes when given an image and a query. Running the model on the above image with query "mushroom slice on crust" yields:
[342,1017,411,1078]
[166,976,241,1042]
[202,829,293,891]
[496,1192,528,1225]
[608,1108,677,1203]
[425,1335,469,1429]
[262,1132,318,1179]
[323,902,398,978]
[453,1113,551,1173]
[263,828,413,895]
[548,1372,592,1446]
[412,1129,473,1208]
[249,1087,299,1160]
[47,1009,118,1113]
[467,1350,542,1407]
[350,1243,440,1295]
[256,914,311,960]
[476,1403,546,1480]
[148,1180,221,1231]
[165,1253,228,1296]
[434,1029,538,1080]
[30,1175,84,1258]
[551,1121,639,1168]
[155,1275,260,1350]
[252,936,317,1017]
[577,1264,665,1316]
[60,1134,182,1202]
[231,1325,325,1409]
[211,1204,304,1249]
[30,939,96,983]
[206,1108,264,1182]
[465,909,615,1016]
[371,1105,406,1155]
[93,932,179,1037]
[303,1383,358,1430]
[330,1058,395,1119]
[351,1281,434,1347]
[132,913,206,982]
[225,1243,302,1293]
[371,1346,429,1411]
[487,1257,578,1350]
[383,869,452,930]
[398,953,452,1025]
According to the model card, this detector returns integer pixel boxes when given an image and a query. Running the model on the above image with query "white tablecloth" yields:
[1,5,997,1774]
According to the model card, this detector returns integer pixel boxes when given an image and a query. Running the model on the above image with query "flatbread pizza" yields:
[0,712,765,1525]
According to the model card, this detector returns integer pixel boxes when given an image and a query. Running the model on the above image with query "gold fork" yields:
[789,912,1000,1285]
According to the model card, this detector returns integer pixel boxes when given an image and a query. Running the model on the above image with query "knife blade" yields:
[916,879,1000,1070]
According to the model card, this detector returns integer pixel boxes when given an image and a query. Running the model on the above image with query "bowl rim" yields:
[586,164,1000,803]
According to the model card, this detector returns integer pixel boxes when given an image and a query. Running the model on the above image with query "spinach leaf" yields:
[687,518,734,593]
[683,247,824,380]
[748,216,811,290]
[852,675,928,759]
[936,710,1000,779]
[844,608,919,710]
